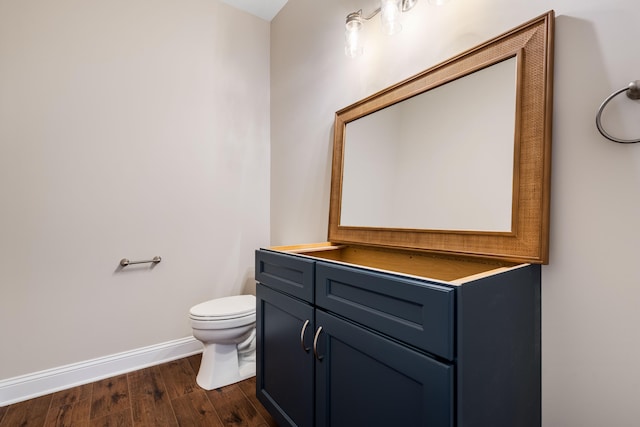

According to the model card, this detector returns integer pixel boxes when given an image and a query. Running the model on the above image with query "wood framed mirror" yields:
[328,11,554,264]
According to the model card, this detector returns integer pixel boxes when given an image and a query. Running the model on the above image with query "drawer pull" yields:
[313,326,324,360]
[300,319,311,353]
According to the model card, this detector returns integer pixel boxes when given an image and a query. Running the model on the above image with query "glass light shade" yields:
[401,0,418,11]
[380,0,402,35]
[345,14,363,58]
[428,0,450,5]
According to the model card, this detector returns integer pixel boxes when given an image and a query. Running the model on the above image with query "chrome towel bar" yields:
[120,256,162,267]
[596,80,640,144]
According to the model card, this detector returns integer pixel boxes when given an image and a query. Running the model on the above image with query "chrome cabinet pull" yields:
[313,326,324,360]
[300,319,310,353]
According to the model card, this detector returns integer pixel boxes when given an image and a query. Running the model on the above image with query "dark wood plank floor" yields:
[0,354,278,427]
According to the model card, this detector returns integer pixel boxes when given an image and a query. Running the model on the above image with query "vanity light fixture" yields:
[345,0,445,58]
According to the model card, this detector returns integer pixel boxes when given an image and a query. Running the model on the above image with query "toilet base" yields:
[195,342,256,390]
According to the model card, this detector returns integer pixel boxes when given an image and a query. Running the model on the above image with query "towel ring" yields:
[595,80,640,144]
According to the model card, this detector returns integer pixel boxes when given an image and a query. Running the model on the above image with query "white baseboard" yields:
[0,336,203,407]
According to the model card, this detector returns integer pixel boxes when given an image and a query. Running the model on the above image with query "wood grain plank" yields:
[237,378,278,427]
[186,353,201,374]
[50,383,92,408]
[0,405,7,424]
[0,393,52,426]
[171,390,223,427]
[131,393,177,426]
[159,358,198,399]
[44,398,91,427]
[88,409,132,427]
[128,366,167,399]
[90,375,130,421]
[207,384,269,427]
[129,366,177,426]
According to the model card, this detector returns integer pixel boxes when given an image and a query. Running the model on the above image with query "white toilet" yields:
[189,294,257,390]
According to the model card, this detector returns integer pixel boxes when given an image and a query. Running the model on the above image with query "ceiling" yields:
[219,0,288,21]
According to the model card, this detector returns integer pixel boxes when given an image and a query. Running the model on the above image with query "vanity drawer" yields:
[315,262,455,360]
[255,250,315,303]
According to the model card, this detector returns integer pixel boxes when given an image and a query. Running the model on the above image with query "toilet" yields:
[189,294,257,390]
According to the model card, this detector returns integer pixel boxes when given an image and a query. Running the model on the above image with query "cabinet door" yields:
[256,284,315,427]
[314,310,453,427]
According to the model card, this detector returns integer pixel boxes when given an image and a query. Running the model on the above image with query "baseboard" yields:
[0,336,203,407]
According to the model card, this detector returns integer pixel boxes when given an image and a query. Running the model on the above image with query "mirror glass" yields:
[340,57,517,232]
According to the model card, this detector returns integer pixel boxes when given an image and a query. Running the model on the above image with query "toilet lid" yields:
[189,295,256,320]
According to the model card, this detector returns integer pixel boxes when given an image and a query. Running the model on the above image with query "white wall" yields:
[0,0,270,380]
[271,0,640,425]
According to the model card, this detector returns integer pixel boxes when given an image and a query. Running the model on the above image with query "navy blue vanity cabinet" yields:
[257,283,315,427]
[255,248,541,427]
[314,310,453,426]
[255,249,315,302]
[314,262,455,360]
[313,261,455,426]
[453,262,541,427]
[256,250,454,426]
[255,250,316,427]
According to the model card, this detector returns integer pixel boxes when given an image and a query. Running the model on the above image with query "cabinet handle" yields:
[300,319,311,353]
[313,326,324,360]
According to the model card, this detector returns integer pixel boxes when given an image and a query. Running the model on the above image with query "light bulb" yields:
[381,0,402,35]
[428,0,450,6]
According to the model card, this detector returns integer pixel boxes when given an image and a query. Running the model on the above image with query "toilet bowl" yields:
[189,294,257,390]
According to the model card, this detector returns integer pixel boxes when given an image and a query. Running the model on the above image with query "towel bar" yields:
[120,256,162,267]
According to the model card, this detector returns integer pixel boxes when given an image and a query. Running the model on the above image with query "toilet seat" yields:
[189,295,256,321]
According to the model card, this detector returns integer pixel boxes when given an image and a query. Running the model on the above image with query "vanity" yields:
[256,11,554,427]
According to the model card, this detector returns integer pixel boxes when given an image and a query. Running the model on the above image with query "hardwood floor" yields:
[0,354,278,427]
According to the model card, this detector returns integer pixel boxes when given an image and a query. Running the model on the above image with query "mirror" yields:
[341,56,518,232]
[328,11,554,264]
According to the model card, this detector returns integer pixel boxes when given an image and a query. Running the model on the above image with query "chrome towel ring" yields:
[595,80,640,144]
